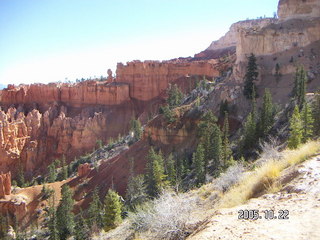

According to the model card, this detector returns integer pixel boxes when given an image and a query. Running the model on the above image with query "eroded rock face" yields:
[206,19,277,52]
[116,60,220,101]
[77,163,91,177]
[1,81,130,107]
[278,0,320,20]
[0,104,135,178]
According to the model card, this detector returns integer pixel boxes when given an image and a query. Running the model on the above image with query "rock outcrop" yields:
[116,60,220,101]
[78,163,91,177]
[0,172,11,198]
[1,81,130,107]
[278,0,320,20]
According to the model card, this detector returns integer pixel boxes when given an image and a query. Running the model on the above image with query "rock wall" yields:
[278,0,320,20]
[0,172,11,198]
[206,18,277,52]
[116,60,220,101]
[0,103,135,178]
[236,18,320,63]
[0,81,130,107]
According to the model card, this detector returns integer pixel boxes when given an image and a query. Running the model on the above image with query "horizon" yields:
[0,0,278,86]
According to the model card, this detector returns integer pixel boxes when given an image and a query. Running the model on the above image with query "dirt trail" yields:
[188,156,320,240]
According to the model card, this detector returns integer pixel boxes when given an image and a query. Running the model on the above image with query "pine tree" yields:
[88,188,102,229]
[193,143,205,186]
[259,88,274,138]
[312,91,320,136]
[103,189,123,231]
[74,211,90,240]
[301,103,314,143]
[47,194,59,240]
[126,158,147,210]
[292,66,307,108]
[167,84,184,108]
[242,112,257,152]
[57,185,74,240]
[17,161,25,187]
[126,174,147,210]
[243,53,258,99]
[0,213,8,239]
[145,148,168,197]
[48,163,57,183]
[212,124,222,174]
[288,105,303,149]
[130,118,142,141]
[166,153,176,186]
[61,156,68,180]
[198,111,217,167]
[221,112,232,170]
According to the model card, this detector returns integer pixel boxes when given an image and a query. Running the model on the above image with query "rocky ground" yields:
[188,155,320,240]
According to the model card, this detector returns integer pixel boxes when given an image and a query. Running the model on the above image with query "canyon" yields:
[0,0,319,234]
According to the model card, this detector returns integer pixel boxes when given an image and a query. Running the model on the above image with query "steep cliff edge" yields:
[278,0,320,20]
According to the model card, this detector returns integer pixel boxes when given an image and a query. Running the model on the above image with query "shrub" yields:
[129,190,198,240]
[215,163,244,192]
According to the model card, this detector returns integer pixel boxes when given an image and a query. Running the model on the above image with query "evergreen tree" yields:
[259,88,274,138]
[130,118,142,141]
[104,189,123,231]
[301,103,314,143]
[74,211,90,240]
[288,105,303,149]
[193,143,205,186]
[292,66,307,108]
[48,163,57,183]
[47,194,59,240]
[126,158,147,210]
[242,112,257,152]
[126,174,147,210]
[221,112,232,170]
[312,91,320,136]
[166,153,176,186]
[62,156,68,180]
[167,84,184,108]
[0,213,8,239]
[212,124,222,174]
[198,111,217,167]
[88,188,103,228]
[145,148,168,197]
[57,185,74,240]
[219,100,229,117]
[243,53,258,99]
[17,161,25,187]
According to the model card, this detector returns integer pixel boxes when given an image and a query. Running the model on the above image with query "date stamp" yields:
[238,209,289,220]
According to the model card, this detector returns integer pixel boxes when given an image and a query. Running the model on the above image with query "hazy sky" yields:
[0,0,279,85]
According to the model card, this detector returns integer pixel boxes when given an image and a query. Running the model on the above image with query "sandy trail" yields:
[188,156,320,240]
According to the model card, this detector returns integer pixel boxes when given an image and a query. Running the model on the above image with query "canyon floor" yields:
[188,155,320,240]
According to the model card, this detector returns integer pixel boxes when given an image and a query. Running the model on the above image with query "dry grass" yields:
[219,141,320,208]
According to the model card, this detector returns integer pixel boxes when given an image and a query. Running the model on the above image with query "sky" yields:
[0,0,279,85]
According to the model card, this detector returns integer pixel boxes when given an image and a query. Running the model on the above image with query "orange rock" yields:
[78,163,91,177]
[116,60,220,101]
[0,172,11,198]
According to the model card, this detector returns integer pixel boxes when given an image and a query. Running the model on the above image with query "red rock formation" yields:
[0,172,11,198]
[116,60,220,101]
[0,81,130,107]
[77,163,91,177]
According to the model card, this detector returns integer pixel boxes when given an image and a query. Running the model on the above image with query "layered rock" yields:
[0,172,11,198]
[0,103,135,177]
[116,60,220,101]
[78,163,91,177]
[278,0,320,20]
[1,81,130,107]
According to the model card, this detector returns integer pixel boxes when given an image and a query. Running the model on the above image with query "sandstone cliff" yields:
[116,60,220,101]
[278,0,320,20]
[1,81,130,107]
